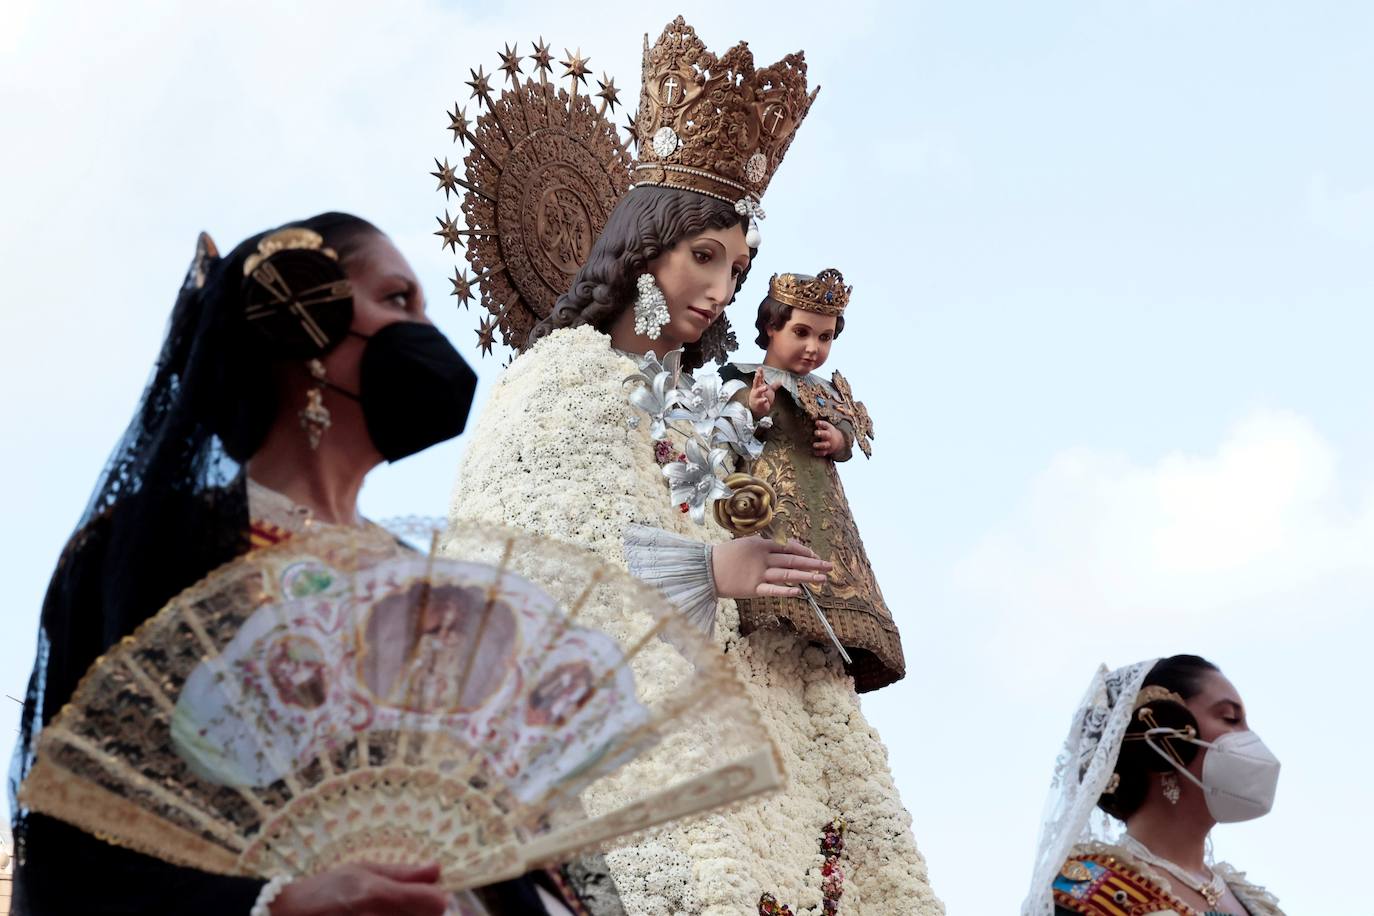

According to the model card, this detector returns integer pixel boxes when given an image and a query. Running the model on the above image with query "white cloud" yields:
[956,408,1374,623]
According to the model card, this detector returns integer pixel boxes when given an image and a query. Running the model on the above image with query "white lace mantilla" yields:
[445,326,943,915]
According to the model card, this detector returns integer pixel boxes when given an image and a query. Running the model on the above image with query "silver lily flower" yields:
[624,350,763,523]
[662,439,733,525]
[713,401,765,460]
[681,373,758,452]
[681,373,765,460]
[626,370,682,440]
[633,349,690,390]
[681,373,729,440]
[625,350,699,439]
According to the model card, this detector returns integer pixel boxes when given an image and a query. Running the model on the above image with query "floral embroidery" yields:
[653,439,680,466]
[819,819,847,914]
[758,892,796,915]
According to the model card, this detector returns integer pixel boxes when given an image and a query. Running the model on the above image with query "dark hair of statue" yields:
[1098,654,1219,821]
[531,185,755,370]
[9,212,380,914]
[754,295,846,350]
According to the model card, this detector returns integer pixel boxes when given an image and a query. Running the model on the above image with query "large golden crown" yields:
[769,268,851,318]
[631,17,819,207]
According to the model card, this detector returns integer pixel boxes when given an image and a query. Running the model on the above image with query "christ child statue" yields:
[720,269,905,692]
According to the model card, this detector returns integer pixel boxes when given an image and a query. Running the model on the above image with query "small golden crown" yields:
[769,268,851,317]
[631,16,819,208]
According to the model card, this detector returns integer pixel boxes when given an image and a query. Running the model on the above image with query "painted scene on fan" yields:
[171,553,649,802]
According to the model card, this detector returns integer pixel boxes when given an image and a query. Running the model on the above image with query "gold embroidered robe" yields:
[721,364,903,692]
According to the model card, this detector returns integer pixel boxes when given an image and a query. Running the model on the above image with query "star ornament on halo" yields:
[466,65,494,103]
[446,104,471,146]
[531,37,554,76]
[476,316,499,357]
[560,48,591,85]
[498,42,524,83]
[449,268,475,309]
[434,211,461,253]
[596,74,622,111]
[431,157,460,199]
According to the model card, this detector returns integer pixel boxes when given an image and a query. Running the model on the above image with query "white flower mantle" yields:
[445,327,944,915]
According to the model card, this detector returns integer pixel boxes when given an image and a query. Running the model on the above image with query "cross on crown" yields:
[630,16,820,207]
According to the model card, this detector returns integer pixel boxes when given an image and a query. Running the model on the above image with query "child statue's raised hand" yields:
[749,366,781,419]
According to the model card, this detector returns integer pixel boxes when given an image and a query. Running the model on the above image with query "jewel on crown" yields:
[630,16,820,210]
[768,268,852,318]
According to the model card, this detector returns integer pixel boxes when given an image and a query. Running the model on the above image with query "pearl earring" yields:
[634,273,670,340]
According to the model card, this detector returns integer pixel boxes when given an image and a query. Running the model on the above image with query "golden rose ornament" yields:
[713,473,777,536]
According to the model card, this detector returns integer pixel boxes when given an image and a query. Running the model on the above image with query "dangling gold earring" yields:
[299,359,332,449]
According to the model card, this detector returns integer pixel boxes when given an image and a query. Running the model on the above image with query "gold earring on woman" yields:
[300,359,332,449]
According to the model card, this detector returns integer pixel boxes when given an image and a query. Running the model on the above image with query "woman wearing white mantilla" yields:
[1024,656,1284,916]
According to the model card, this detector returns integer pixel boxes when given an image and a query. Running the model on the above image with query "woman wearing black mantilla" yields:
[8,214,610,916]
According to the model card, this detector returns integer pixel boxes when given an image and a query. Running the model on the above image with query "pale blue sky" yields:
[2,2,1371,912]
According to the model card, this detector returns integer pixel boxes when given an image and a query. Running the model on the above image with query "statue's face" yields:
[647,224,751,347]
[765,309,837,375]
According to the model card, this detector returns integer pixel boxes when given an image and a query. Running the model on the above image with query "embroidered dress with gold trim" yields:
[1053,853,1201,916]
[721,364,902,692]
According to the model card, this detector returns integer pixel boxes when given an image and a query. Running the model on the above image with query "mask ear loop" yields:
[1140,723,1212,795]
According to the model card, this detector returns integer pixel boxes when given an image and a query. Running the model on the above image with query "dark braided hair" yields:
[531,185,754,370]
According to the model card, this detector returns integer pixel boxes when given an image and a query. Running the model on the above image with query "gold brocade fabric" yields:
[723,367,904,692]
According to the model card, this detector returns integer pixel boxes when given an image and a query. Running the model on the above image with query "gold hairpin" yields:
[243,228,338,277]
[1132,685,1185,710]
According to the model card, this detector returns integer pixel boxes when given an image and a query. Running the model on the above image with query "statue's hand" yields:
[749,367,780,419]
[712,535,831,598]
[812,420,845,457]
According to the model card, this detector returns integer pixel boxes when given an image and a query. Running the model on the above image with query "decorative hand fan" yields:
[20,523,783,891]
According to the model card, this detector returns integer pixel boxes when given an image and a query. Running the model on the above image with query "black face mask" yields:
[332,321,477,462]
